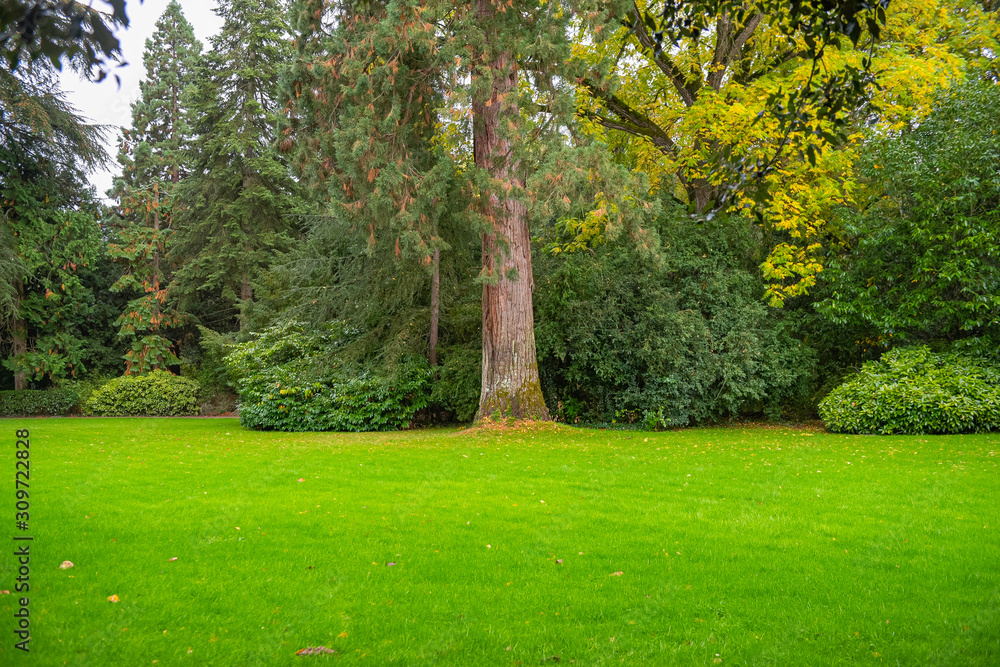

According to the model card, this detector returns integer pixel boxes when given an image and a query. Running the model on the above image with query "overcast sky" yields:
[59,0,224,202]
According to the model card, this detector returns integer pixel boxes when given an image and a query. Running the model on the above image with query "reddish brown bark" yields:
[471,0,549,421]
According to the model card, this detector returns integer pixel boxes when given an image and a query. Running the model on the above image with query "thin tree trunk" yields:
[472,0,550,421]
[429,246,440,366]
[239,167,255,333]
[239,271,253,332]
[11,278,26,391]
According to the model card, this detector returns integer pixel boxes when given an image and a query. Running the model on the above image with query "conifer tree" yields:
[108,0,201,373]
[172,0,307,331]
[280,0,456,363]
[0,64,106,389]
[281,0,623,420]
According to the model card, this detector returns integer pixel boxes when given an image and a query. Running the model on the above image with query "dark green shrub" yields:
[534,211,816,427]
[429,344,481,423]
[0,389,79,416]
[84,372,201,416]
[818,347,1000,434]
[225,321,431,432]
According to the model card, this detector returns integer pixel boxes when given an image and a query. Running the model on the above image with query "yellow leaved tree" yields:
[574,0,997,305]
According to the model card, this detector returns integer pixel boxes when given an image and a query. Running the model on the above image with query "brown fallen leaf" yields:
[168,557,178,562]
[610,571,623,577]
[0,590,10,595]
[59,561,74,570]
[296,646,337,656]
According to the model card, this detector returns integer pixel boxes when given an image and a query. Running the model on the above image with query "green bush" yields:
[0,389,80,416]
[84,372,201,416]
[818,347,1000,435]
[225,321,431,432]
[534,210,816,427]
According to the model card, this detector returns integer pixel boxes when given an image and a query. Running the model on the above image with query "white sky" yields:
[59,0,224,202]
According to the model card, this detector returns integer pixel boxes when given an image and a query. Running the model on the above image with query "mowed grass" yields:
[1,419,998,666]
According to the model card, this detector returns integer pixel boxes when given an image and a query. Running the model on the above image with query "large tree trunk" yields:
[11,278,27,391]
[472,0,550,421]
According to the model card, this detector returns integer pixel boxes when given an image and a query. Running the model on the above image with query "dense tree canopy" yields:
[0,64,107,389]
[819,79,1000,349]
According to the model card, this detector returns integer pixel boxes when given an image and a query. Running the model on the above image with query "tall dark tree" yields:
[468,0,558,420]
[172,0,307,332]
[107,0,201,373]
[0,64,107,389]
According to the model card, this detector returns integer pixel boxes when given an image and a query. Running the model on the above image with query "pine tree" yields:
[108,0,201,374]
[172,0,307,331]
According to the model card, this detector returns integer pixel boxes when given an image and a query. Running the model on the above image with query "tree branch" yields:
[708,12,763,91]
[627,2,696,108]
[578,78,676,156]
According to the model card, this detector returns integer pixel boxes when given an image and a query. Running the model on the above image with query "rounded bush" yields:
[84,371,201,417]
[819,347,1000,435]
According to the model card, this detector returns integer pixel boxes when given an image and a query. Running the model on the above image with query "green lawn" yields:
[1,418,998,666]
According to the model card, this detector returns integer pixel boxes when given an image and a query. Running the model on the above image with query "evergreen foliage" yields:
[279,0,457,356]
[84,370,201,416]
[224,321,431,432]
[172,0,306,330]
[0,64,107,387]
[0,0,133,79]
[107,0,201,374]
[819,347,1000,435]
[0,388,79,416]
[534,205,816,427]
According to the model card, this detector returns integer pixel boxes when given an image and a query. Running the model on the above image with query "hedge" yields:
[0,390,80,417]
[225,321,431,432]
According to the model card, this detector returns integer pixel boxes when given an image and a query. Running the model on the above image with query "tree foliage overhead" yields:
[0,0,138,82]
[577,0,997,305]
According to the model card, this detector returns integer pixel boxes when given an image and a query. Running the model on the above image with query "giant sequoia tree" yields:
[108,0,201,373]
[281,0,621,420]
